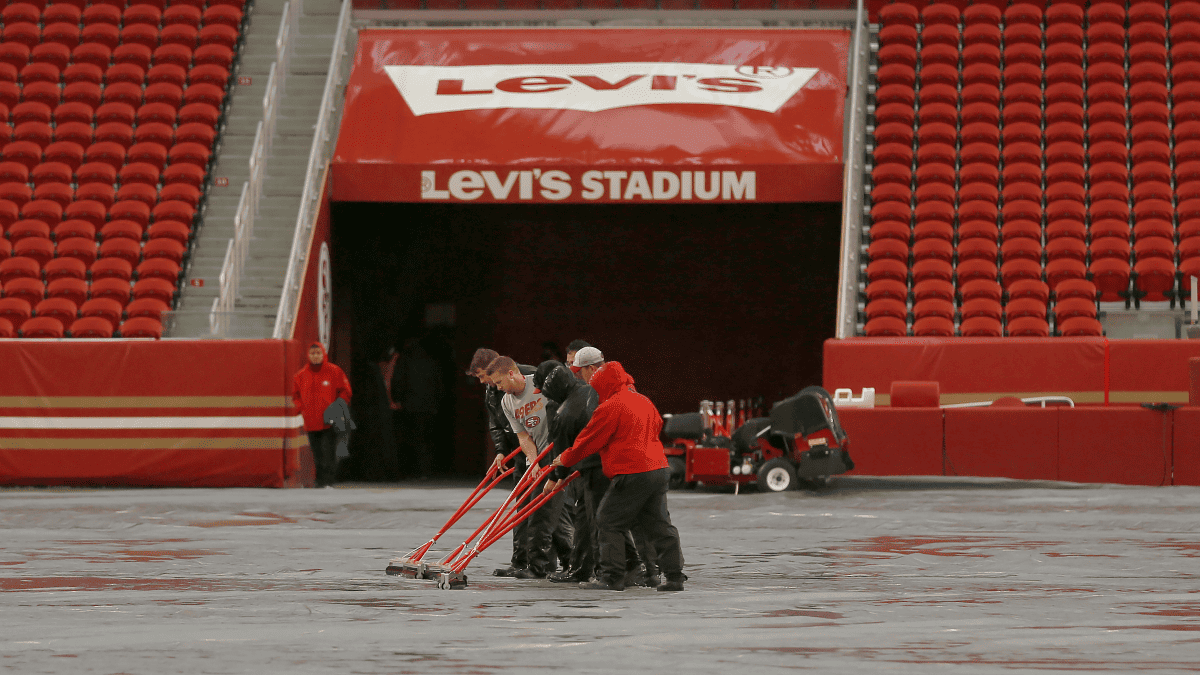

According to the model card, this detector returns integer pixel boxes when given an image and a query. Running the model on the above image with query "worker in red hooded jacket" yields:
[552,361,686,592]
[293,342,352,487]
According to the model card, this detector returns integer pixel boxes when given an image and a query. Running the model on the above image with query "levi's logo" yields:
[384,63,817,116]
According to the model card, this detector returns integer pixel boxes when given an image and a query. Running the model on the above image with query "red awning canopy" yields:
[332,28,848,203]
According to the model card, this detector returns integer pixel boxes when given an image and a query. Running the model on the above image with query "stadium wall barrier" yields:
[824,338,1200,406]
[0,340,314,488]
[826,338,1199,486]
[838,405,1186,486]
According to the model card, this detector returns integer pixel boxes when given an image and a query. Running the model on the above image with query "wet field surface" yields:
[1,477,1198,674]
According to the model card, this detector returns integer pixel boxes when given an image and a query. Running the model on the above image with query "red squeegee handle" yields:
[439,443,554,566]
[453,470,579,573]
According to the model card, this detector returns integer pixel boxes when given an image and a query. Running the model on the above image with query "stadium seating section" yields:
[863,0,1200,337]
[350,0,852,8]
[0,0,242,338]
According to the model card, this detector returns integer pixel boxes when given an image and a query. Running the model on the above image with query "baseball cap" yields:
[572,346,604,368]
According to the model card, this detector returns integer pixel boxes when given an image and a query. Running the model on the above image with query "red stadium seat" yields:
[69,315,113,337]
[113,43,152,70]
[116,182,156,207]
[960,316,1002,337]
[35,186,70,214]
[174,122,213,149]
[83,3,121,25]
[79,297,123,330]
[1005,298,1047,322]
[53,218,94,242]
[148,64,186,88]
[192,44,232,69]
[98,237,140,265]
[136,258,179,285]
[132,278,173,304]
[153,44,193,70]
[1001,238,1043,264]
[913,278,953,302]
[136,102,177,126]
[35,297,78,326]
[84,141,125,169]
[124,4,162,26]
[182,83,222,108]
[4,276,45,305]
[119,316,162,338]
[95,122,134,149]
[31,162,71,188]
[14,236,53,266]
[0,316,13,337]
[44,141,82,169]
[55,236,96,266]
[1007,316,1050,337]
[75,182,113,207]
[124,297,168,321]
[0,161,27,184]
[0,181,32,206]
[71,42,111,70]
[43,256,85,282]
[88,277,131,305]
[102,82,142,108]
[165,5,202,27]
[62,81,101,108]
[8,219,49,241]
[147,220,188,244]
[21,316,63,338]
[77,161,116,186]
[126,142,167,170]
[99,220,142,244]
[53,120,93,147]
[162,24,199,49]
[61,200,104,227]
[110,200,150,228]
[90,256,133,281]
[0,295,33,328]
[120,24,160,51]
[4,23,42,50]
[864,316,907,337]
[0,256,39,283]
[119,161,160,186]
[144,82,182,109]
[0,44,31,72]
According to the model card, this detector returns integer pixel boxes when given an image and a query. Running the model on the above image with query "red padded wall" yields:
[838,407,943,476]
[944,408,1059,481]
[1058,407,1171,486]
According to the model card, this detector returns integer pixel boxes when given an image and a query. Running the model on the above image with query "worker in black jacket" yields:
[537,361,651,585]
[467,348,538,578]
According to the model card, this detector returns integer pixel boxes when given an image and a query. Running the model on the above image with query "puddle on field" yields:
[189,512,298,528]
[0,577,336,593]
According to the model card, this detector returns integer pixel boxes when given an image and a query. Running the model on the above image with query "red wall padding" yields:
[1174,409,1200,486]
[825,338,1200,406]
[840,404,1191,486]
[944,408,1059,481]
[1058,408,1171,487]
[0,340,311,488]
[838,407,943,476]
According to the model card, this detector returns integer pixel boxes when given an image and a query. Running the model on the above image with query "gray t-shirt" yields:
[502,374,550,452]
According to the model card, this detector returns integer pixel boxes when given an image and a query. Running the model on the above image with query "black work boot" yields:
[656,573,687,592]
[621,563,648,588]
[514,568,547,580]
[579,578,625,591]
[493,566,519,577]
[549,570,588,583]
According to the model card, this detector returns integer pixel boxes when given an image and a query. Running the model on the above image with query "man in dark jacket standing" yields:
[466,348,538,578]
[552,361,686,592]
[293,342,352,488]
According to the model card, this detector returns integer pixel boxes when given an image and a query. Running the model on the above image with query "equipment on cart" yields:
[664,386,853,492]
[386,443,579,589]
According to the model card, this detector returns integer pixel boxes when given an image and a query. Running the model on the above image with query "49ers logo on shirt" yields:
[524,417,540,430]
[384,63,818,116]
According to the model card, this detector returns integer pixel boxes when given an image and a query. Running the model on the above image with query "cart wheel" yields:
[756,458,797,493]
[667,456,686,490]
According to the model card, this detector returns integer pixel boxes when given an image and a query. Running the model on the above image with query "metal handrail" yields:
[273,0,355,340]
[941,397,1077,409]
[834,0,868,339]
[208,1,299,336]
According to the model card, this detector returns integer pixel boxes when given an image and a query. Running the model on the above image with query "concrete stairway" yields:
[171,0,343,337]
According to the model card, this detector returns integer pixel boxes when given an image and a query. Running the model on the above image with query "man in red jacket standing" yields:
[293,342,352,487]
[552,361,686,592]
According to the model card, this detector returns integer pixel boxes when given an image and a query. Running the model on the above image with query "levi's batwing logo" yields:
[385,63,818,116]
